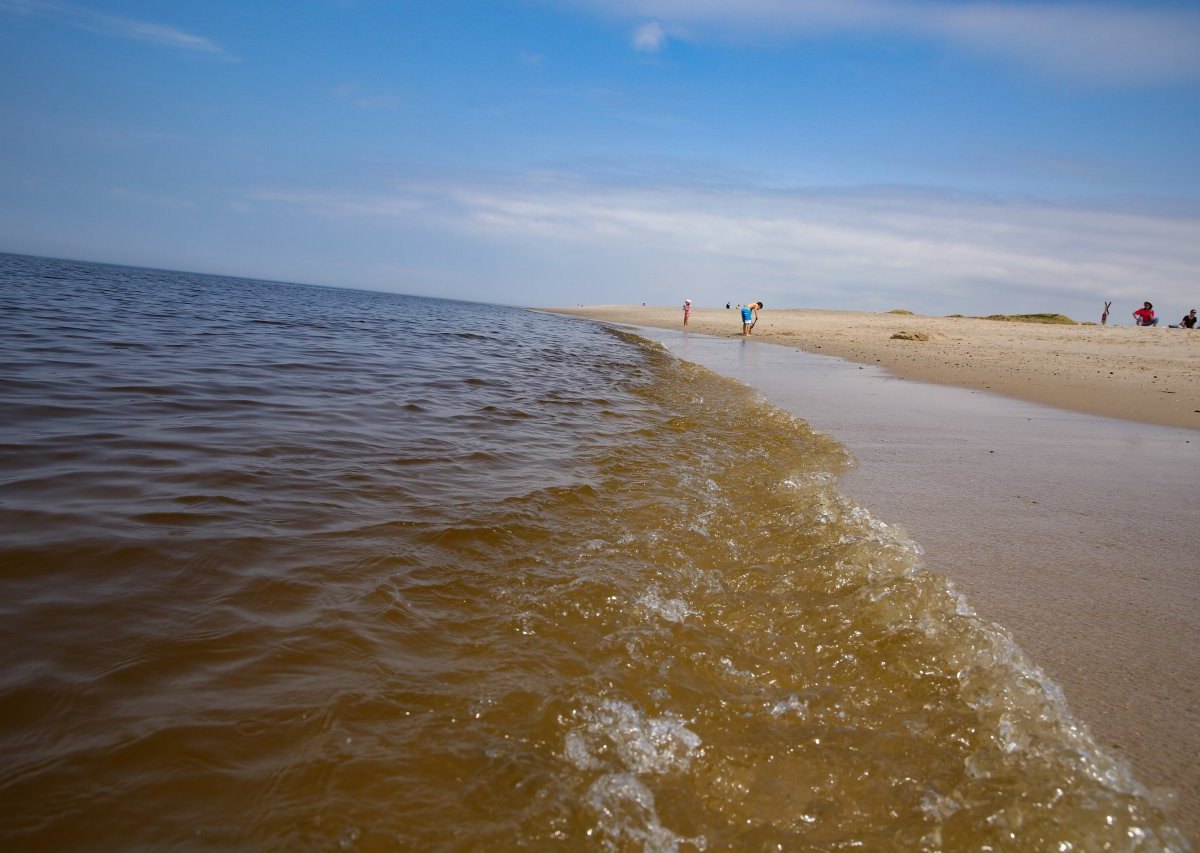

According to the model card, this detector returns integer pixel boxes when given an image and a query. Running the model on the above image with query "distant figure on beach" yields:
[1171,309,1197,329]
[741,301,763,336]
[726,302,730,309]
[1132,302,1158,326]
[1101,301,1111,325]
[682,299,692,326]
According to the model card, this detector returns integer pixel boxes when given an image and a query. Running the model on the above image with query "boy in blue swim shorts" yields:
[741,301,763,336]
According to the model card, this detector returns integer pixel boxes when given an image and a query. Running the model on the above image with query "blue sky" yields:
[1,0,1198,320]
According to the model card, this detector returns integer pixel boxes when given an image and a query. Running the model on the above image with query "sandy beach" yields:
[549,305,1200,430]
[546,305,1200,842]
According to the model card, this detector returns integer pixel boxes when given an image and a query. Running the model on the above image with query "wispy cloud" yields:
[245,173,1200,315]
[0,0,236,60]
[551,0,1200,85]
[108,187,197,209]
[925,3,1200,86]
[247,189,430,219]
[332,84,399,111]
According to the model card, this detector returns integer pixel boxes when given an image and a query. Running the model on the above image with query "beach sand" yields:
[545,305,1200,842]
[552,306,1200,430]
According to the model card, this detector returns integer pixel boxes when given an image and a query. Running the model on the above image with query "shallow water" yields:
[0,254,1185,849]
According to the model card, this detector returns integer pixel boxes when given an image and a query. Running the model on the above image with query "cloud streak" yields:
[247,174,1200,316]
[558,0,1200,85]
[0,0,235,59]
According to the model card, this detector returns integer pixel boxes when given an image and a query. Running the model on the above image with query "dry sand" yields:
[550,305,1200,430]
[546,305,1200,842]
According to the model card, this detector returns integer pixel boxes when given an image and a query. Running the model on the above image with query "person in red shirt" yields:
[1132,302,1158,326]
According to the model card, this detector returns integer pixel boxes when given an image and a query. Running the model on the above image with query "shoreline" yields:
[545,305,1200,430]
[541,306,1200,842]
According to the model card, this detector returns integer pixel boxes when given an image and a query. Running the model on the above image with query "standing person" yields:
[1132,302,1158,326]
[682,299,692,326]
[740,301,763,336]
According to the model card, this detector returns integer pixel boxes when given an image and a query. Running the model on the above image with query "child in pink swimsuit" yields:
[683,299,692,326]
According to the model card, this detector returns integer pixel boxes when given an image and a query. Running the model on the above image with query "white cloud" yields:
[548,0,1200,85]
[632,21,667,52]
[0,0,236,59]
[246,174,1200,317]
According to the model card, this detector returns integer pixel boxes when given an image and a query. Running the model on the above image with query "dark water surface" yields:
[0,255,1186,849]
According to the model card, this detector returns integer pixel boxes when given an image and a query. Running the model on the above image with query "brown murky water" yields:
[0,255,1185,849]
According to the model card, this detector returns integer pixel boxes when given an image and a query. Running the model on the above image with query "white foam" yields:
[637,587,693,624]
[567,699,707,850]
[584,772,706,852]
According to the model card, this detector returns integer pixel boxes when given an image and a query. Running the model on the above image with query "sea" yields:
[0,253,1186,850]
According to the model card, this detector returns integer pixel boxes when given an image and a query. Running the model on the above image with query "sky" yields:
[1,0,1199,320]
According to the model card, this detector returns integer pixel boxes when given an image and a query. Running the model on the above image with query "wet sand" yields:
[543,306,1200,842]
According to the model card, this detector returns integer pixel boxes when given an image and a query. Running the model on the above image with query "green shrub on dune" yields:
[980,313,1077,325]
